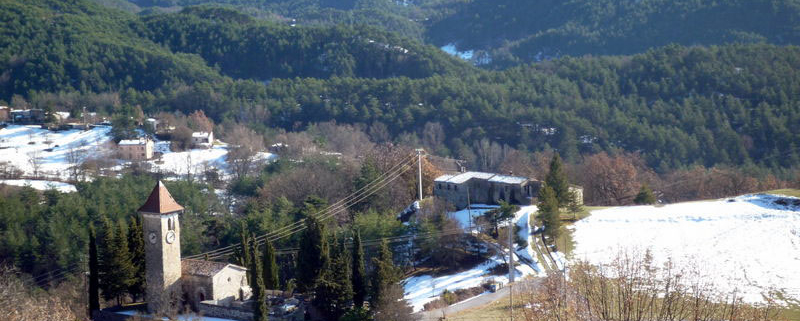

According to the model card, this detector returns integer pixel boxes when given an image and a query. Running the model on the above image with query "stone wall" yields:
[199,301,254,321]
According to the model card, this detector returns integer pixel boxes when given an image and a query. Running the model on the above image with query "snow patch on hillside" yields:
[0,125,112,179]
[0,179,77,192]
[571,194,800,304]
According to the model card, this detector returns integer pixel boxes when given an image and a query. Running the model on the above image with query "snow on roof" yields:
[434,174,455,182]
[118,139,149,145]
[489,174,528,184]
[192,131,211,138]
[435,171,528,185]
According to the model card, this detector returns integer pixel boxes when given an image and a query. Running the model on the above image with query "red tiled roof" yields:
[138,181,184,214]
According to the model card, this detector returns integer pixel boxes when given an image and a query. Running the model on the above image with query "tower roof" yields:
[138,181,184,214]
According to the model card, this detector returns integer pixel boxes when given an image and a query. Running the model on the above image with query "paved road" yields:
[415,279,540,320]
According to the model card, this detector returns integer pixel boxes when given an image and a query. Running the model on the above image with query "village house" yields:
[434,171,584,210]
[118,138,154,160]
[191,131,213,149]
[434,172,541,209]
[10,108,45,123]
[181,259,250,310]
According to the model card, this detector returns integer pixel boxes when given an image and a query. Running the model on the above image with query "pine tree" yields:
[88,224,100,313]
[127,216,146,302]
[297,215,328,293]
[370,239,399,308]
[545,153,571,206]
[634,184,657,205]
[251,241,268,321]
[262,240,279,293]
[351,229,367,308]
[538,186,561,246]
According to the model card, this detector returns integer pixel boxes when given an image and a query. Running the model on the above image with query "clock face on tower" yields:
[148,232,157,244]
[166,231,176,244]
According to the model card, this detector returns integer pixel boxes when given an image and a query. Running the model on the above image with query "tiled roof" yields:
[138,181,184,214]
[182,259,246,277]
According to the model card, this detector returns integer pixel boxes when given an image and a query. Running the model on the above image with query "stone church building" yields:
[138,181,250,314]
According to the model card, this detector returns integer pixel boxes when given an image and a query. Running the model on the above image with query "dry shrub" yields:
[521,250,784,321]
[0,265,83,321]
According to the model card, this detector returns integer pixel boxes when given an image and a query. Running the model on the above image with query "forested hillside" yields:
[112,0,800,68]
[427,0,800,66]
[142,6,470,79]
[2,0,800,173]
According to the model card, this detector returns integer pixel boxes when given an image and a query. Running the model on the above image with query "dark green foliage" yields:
[296,214,328,293]
[351,229,367,308]
[314,235,353,320]
[537,186,561,245]
[634,184,657,205]
[88,224,100,312]
[545,153,570,207]
[250,241,268,321]
[369,239,399,308]
[127,216,146,301]
[340,306,371,321]
[482,201,517,238]
[0,175,224,289]
[239,224,253,285]
[99,220,135,304]
[427,0,800,66]
[262,240,279,291]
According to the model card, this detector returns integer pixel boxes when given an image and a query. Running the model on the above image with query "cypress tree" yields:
[314,235,353,320]
[88,224,100,313]
[545,153,570,206]
[351,229,367,308]
[262,240,279,292]
[370,239,398,308]
[251,241,268,321]
[127,216,146,302]
[98,218,116,303]
[296,215,328,293]
[634,184,657,205]
[239,223,252,284]
[100,221,135,305]
[538,186,561,245]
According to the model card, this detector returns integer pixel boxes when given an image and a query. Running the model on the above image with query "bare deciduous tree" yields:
[226,124,265,180]
[27,150,42,178]
[580,152,641,205]
[0,266,81,321]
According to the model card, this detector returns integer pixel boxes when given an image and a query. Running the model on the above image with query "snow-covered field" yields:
[0,124,276,190]
[571,194,800,304]
[0,125,112,180]
[0,179,77,192]
[148,141,275,178]
[404,204,545,312]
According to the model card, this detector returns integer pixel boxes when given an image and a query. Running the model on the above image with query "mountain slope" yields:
[426,0,800,66]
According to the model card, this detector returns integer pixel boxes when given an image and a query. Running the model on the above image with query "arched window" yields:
[168,218,174,230]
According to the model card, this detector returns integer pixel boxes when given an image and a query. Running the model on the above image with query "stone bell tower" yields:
[138,181,184,314]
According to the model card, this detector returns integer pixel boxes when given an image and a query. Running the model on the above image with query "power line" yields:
[185,152,419,259]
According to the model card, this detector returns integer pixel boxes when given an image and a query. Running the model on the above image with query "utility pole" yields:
[467,187,473,231]
[508,219,515,321]
[416,149,424,202]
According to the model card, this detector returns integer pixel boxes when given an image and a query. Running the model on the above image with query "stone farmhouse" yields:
[434,171,583,209]
[191,131,213,149]
[118,138,154,160]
